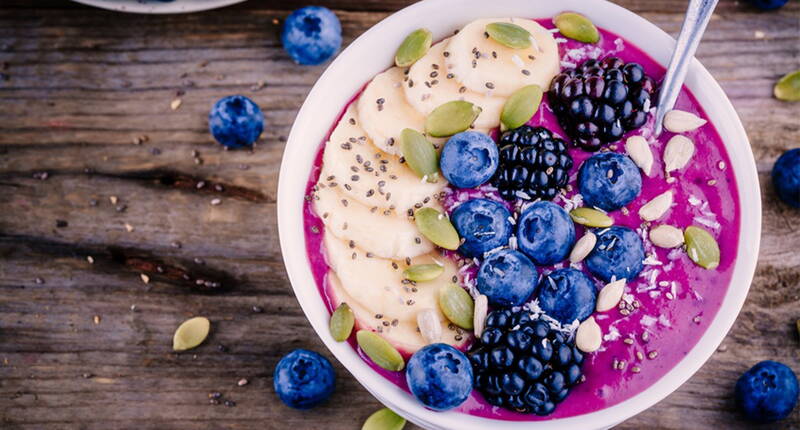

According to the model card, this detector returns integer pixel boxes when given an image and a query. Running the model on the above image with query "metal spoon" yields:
[653,0,719,136]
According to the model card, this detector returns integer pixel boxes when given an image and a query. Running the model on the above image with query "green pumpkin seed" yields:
[403,263,444,282]
[356,330,405,372]
[400,128,439,182]
[414,207,460,250]
[570,207,613,228]
[362,408,406,430]
[684,226,720,270]
[425,101,482,138]
[554,12,600,44]
[485,22,532,49]
[501,84,543,131]
[330,302,355,342]
[438,284,474,330]
[395,29,432,68]
[172,316,210,351]
[774,69,800,102]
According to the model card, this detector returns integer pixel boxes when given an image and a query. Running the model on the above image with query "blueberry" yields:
[578,152,642,211]
[208,95,264,149]
[406,343,474,411]
[501,372,527,396]
[481,327,504,346]
[585,226,645,282]
[273,349,336,409]
[281,6,342,65]
[517,201,576,265]
[506,330,532,352]
[477,249,539,307]
[747,0,789,10]
[536,268,597,325]
[490,346,516,369]
[735,360,799,422]
[451,198,512,257]
[517,356,544,381]
[772,148,800,208]
[440,131,500,188]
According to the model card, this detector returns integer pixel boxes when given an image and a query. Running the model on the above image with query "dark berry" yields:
[501,372,527,396]
[517,356,544,381]
[485,309,512,329]
[481,327,504,346]
[555,344,573,367]
[506,330,532,352]
[490,346,515,369]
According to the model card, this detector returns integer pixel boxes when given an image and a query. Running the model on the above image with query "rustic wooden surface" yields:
[0,0,798,428]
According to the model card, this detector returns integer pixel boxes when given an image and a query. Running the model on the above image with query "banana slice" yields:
[313,185,434,260]
[404,38,505,129]
[357,67,426,155]
[322,104,446,214]
[445,17,560,97]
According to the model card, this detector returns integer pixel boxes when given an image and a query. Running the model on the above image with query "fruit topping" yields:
[638,190,673,222]
[772,148,800,208]
[485,22,532,49]
[440,131,500,188]
[501,85,544,131]
[400,128,440,182]
[357,330,406,372]
[735,361,799,422]
[549,57,657,151]
[536,268,597,325]
[517,201,576,265]
[395,28,432,67]
[663,135,695,173]
[663,109,707,133]
[584,226,645,282]
[553,12,600,44]
[569,207,613,228]
[450,198,513,258]
[684,226,721,270]
[438,284,475,330]
[425,100,482,138]
[403,264,445,282]
[492,125,573,201]
[406,343,475,411]
[469,309,584,415]
[578,152,642,211]
[624,135,654,176]
[281,6,342,65]
[274,349,336,409]
[329,302,355,342]
[575,316,602,353]
[208,95,264,148]
[414,207,461,250]
[477,249,539,308]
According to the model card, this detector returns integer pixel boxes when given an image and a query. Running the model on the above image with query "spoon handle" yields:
[654,0,719,136]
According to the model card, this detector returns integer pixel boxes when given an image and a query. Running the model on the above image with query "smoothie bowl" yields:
[277,0,760,428]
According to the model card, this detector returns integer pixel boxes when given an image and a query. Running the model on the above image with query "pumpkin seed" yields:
[172,316,210,351]
[576,316,602,352]
[500,84,543,131]
[684,226,720,270]
[356,330,405,372]
[395,29,432,68]
[596,279,626,312]
[485,22,532,49]
[414,207,460,250]
[774,69,800,102]
[403,263,444,282]
[438,284,474,330]
[362,407,406,430]
[554,12,600,44]
[417,308,442,344]
[330,302,355,342]
[570,207,613,228]
[425,101,482,138]
[400,128,439,182]
[663,109,707,132]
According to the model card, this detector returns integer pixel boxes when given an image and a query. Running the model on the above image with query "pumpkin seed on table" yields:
[570,207,613,228]
[400,128,439,182]
[395,28,432,68]
[403,263,444,282]
[414,207,460,250]
[554,12,600,43]
[362,407,406,430]
[500,84,543,131]
[485,22,532,49]
[425,101,482,138]
[172,316,210,351]
[438,283,474,330]
[330,302,355,342]
[684,226,720,270]
[774,69,800,102]
[356,330,405,372]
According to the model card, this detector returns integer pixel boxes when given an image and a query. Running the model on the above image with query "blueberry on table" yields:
[451,198,512,258]
[585,226,645,282]
[517,201,576,265]
[536,268,597,325]
[747,0,789,10]
[208,95,264,148]
[273,349,336,409]
[735,360,798,422]
[772,148,800,208]
[281,6,342,65]
[440,131,500,188]
[477,249,539,307]
[405,343,474,411]
[578,152,642,211]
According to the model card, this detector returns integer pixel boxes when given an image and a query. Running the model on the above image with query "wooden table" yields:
[0,0,798,428]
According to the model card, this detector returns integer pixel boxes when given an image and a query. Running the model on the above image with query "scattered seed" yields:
[237,378,249,387]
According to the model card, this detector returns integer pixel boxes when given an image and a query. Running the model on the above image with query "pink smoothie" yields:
[302,20,740,421]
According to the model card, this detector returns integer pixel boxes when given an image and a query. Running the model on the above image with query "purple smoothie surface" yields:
[302,20,740,421]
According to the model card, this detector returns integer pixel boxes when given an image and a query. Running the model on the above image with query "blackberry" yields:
[549,56,657,151]
[491,125,573,201]
[469,309,584,416]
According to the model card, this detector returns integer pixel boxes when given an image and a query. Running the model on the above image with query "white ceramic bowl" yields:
[277,0,761,428]
[70,0,246,14]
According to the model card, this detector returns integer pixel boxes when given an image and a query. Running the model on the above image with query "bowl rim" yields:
[277,0,761,428]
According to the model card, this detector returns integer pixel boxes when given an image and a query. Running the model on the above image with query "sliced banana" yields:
[313,185,434,260]
[444,18,560,97]
[404,38,504,129]
[357,67,426,155]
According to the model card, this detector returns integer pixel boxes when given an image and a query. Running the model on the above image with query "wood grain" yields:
[0,0,798,428]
